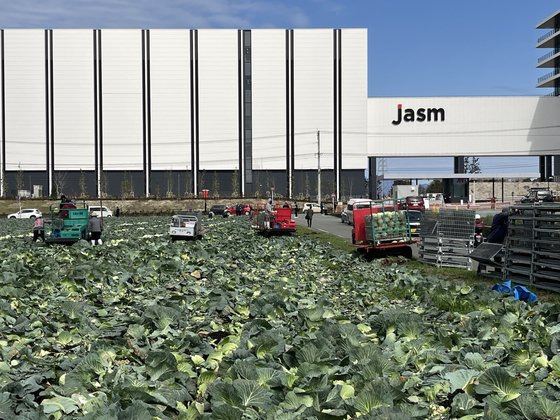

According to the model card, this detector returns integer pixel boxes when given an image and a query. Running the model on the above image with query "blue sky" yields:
[0,0,555,177]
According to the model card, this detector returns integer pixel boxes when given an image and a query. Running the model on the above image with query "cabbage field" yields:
[1,216,560,419]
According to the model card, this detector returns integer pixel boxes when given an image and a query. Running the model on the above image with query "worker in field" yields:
[487,207,510,244]
[32,215,45,242]
[59,194,76,218]
[88,212,103,245]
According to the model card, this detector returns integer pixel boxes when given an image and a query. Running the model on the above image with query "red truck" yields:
[351,199,413,257]
[252,207,296,235]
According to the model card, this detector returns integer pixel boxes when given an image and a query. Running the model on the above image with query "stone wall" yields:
[468,181,560,202]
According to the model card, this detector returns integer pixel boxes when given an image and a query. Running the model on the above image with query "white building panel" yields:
[3,30,46,171]
[341,29,367,169]
[368,96,560,157]
[293,29,334,170]
[252,30,286,170]
[101,30,143,170]
[53,30,95,170]
[198,30,238,170]
[150,30,191,170]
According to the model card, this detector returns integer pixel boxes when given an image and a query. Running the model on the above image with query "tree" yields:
[166,171,174,198]
[231,169,239,198]
[79,169,87,198]
[199,169,206,192]
[426,179,443,193]
[464,157,481,174]
[212,171,220,198]
[53,170,68,198]
[1,171,7,198]
[121,171,134,199]
[16,163,24,197]
[185,170,192,197]
[99,170,108,198]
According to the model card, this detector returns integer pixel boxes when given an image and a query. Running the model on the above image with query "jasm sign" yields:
[392,104,445,125]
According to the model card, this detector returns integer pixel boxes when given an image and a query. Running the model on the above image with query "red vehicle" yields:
[252,207,296,235]
[405,196,425,212]
[226,203,252,216]
[351,200,413,257]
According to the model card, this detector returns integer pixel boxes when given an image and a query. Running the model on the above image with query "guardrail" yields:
[538,68,560,84]
[538,28,559,44]
[537,48,560,63]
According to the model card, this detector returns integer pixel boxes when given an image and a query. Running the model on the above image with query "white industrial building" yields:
[0,26,559,200]
[0,28,367,199]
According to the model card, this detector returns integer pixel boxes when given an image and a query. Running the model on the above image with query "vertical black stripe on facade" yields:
[332,30,337,192]
[0,30,5,184]
[242,30,252,194]
[194,30,199,192]
[98,30,103,175]
[142,30,148,194]
[93,30,98,195]
[285,30,290,196]
[44,30,50,193]
[337,30,342,195]
[237,30,242,195]
[49,30,54,186]
[146,30,151,189]
[141,31,146,187]
[189,30,195,194]
[289,30,294,191]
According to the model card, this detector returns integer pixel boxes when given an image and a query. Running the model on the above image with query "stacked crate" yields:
[364,210,411,245]
[505,203,560,291]
[419,209,476,269]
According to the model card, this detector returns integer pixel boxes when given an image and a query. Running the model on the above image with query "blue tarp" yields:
[492,280,538,303]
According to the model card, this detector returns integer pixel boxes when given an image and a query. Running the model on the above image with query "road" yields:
[294,212,353,240]
[295,212,421,258]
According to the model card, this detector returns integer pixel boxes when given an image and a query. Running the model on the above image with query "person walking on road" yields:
[305,206,313,227]
[294,202,299,218]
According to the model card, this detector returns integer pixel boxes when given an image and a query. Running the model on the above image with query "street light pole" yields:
[317,130,321,207]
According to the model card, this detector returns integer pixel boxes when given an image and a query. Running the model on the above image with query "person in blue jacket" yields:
[486,207,510,244]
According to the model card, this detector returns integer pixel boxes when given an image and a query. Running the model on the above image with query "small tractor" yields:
[252,206,296,235]
[169,212,203,241]
[351,199,413,257]
[45,202,90,244]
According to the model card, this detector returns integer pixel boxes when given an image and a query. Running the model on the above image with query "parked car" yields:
[345,198,373,225]
[208,204,229,217]
[520,189,554,203]
[404,196,425,211]
[407,210,423,236]
[88,205,113,218]
[302,203,322,213]
[7,208,42,219]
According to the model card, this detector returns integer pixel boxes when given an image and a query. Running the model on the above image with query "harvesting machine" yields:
[252,206,296,235]
[45,202,90,244]
[351,199,413,257]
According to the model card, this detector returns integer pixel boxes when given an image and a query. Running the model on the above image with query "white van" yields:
[345,198,373,225]
[88,205,113,218]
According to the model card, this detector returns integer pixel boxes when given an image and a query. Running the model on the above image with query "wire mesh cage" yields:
[438,209,475,239]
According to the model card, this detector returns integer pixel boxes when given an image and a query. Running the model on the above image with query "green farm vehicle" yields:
[45,202,90,244]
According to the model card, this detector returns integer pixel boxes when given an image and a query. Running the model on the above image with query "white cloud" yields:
[0,0,311,28]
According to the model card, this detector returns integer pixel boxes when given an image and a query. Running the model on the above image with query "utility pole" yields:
[317,130,321,206]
